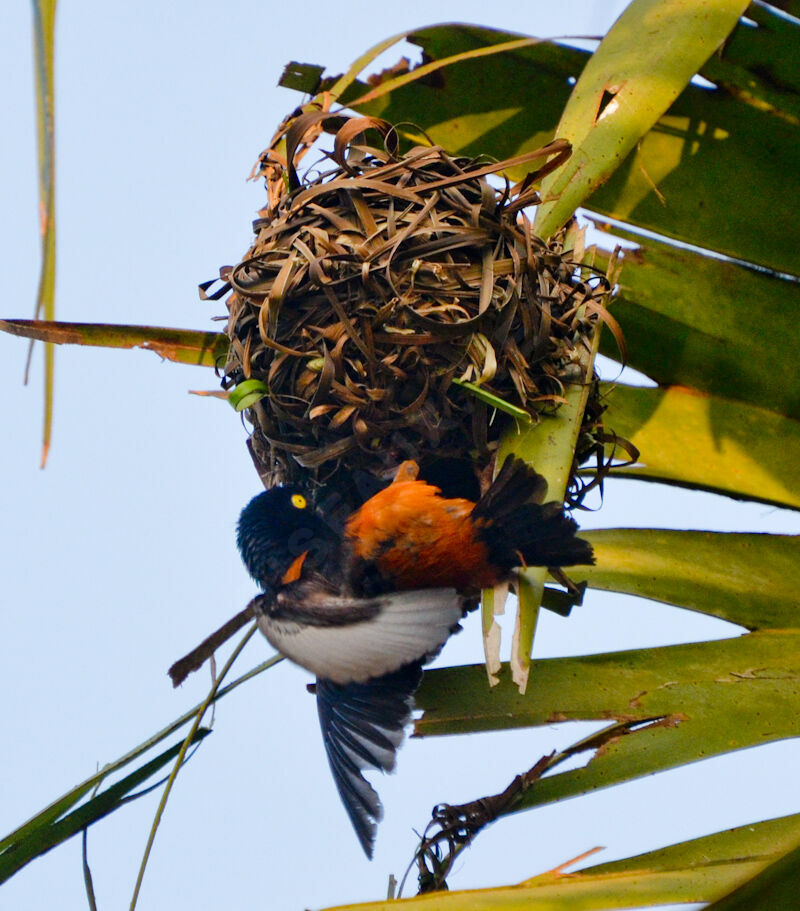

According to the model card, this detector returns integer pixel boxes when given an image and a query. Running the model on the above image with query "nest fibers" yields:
[215,112,612,497]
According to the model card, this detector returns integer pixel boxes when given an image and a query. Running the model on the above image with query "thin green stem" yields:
[129,624,258,911]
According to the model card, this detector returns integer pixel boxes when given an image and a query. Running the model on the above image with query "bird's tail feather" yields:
[473,456,594,570]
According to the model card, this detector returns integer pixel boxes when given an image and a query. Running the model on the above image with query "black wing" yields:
[315,661,424,858]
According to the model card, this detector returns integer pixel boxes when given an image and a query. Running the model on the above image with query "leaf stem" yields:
[129,624,258,911]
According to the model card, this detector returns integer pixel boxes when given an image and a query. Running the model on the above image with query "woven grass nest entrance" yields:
[219,112,611,503]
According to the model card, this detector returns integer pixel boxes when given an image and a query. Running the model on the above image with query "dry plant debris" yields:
[215,111,614,498]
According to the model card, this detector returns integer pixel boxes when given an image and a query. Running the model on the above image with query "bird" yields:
[236,455,593,858]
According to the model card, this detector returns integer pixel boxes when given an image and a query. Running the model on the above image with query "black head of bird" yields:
[236,486,338,590]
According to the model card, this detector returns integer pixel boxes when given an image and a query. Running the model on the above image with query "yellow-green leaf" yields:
[321,814,800,910]
[601,384,800,510]
[700,3,800,123]
[598,234,800,420]
[344,25,581,161]
[451,379,533,422]
[495,302,601,692]
[31,0,58,466]
[0,320,229,368]
[0,730,211,884]
[588,813,800,877]
[417,631,800,807]
[229,379,269,411]
[581,529,800,629]
[333,18,800,275]
[535,0,751,238]
[706,838,800,910]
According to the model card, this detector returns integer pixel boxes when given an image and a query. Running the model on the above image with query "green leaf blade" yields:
[599,234,800,420]
[31,0,58,466]
[600,384,800,511]
[228,378,269,411]
[706,838,800,910]
[0,320,229,368]
[319,815,800,909]
[417,632,800,807]
[334,18,800,274]
[581,528,800,630]
[536,0,751,237]
[0,730,210,884]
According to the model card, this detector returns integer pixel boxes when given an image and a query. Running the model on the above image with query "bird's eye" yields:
[291,494,307,510]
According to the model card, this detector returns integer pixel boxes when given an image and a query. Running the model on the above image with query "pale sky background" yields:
[2,2,799,910]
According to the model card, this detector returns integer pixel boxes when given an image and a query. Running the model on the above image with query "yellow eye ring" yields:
[291,493,307,510]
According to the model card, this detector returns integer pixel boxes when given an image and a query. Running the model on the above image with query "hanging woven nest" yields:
[215,111,611,501]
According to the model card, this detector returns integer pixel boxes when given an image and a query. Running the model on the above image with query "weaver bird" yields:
[237,456,593,857]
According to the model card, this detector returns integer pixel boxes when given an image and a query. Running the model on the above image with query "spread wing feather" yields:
[315,662,423,858]
[254,586,463,684]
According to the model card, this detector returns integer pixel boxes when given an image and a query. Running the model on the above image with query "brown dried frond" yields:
[218,112,612,499]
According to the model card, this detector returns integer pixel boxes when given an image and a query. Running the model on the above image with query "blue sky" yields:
[2,2,799,909]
